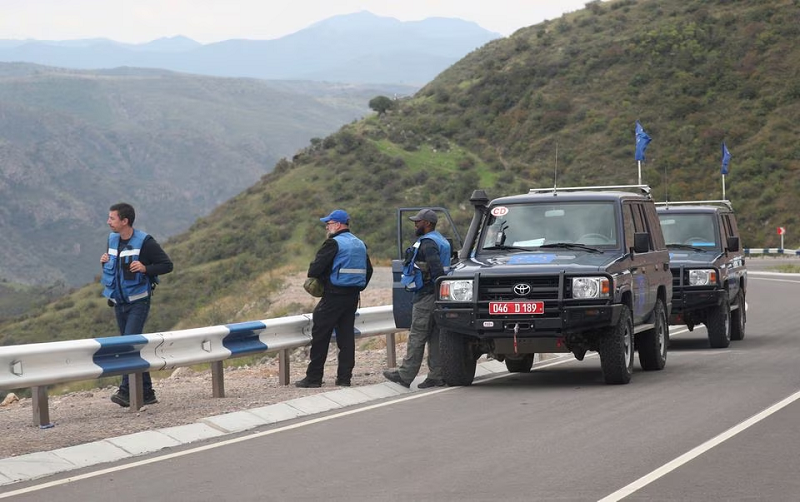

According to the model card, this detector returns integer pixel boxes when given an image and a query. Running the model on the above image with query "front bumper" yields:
[670,287,726,318]
[434,303,623,339]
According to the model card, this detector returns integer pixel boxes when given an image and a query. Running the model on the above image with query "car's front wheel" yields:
[707,295,731,348]
[599,305,634,384]
[440,330,477,386]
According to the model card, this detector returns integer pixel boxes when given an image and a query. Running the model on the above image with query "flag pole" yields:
[637,160,642,185]
[722,174,726,200]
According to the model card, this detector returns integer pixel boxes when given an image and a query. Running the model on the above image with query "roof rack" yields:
[656,200,733,210]
[529,185,651,195]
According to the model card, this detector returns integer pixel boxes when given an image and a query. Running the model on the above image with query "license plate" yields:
[489,301,544,315]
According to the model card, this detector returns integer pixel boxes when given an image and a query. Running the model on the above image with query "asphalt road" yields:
[3,272,799,501]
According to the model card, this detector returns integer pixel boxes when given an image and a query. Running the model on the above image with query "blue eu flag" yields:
[721,142,731,175]
[635,121,651,161]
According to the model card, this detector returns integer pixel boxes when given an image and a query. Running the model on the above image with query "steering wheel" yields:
[684,236,708,244]
[578,233,610,244]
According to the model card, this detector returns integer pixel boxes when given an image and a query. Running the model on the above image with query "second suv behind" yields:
[656,201,747,348]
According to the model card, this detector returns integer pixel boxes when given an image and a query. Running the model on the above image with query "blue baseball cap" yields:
[320,209,349,224]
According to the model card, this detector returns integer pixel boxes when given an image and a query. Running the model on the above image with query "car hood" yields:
[667,250,721,267]
[452,250,620,275]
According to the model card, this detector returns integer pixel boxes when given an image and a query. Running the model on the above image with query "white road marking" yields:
[748,276,800,284]
[598,389,800,502]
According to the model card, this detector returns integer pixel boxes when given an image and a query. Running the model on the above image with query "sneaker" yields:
[417,378,445,389]
[110,391,130,408]
[382,369,411,388]
[295,377,322,388]
[335,378,351,387]
[143,393,158,405]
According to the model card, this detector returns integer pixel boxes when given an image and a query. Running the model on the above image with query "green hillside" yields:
[2,0,799,345]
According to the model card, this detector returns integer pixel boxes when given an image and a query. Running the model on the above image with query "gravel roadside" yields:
[0,267,413,459]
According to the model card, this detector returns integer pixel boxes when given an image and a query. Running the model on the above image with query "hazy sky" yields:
[0,0,594,44]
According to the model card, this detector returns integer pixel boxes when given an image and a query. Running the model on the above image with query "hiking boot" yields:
[143,393,158,405]
[295,377,322,388]
[110,391,130,408]
[335,378,351,387]
[382,369,411,388]
[417,378,445,389]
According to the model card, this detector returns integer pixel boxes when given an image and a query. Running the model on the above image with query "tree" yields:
[369,95,394,116]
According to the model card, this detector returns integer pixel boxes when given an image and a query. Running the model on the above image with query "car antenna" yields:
[552,141,559,194]
[663,164,669,207]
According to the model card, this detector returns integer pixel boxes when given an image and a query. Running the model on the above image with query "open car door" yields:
[392,207,463,328]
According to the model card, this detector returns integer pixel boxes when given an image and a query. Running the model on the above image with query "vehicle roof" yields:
[491,190,650,205]
[656,203,733,215]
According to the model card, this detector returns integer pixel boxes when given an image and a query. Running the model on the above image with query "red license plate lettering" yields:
[489,301,544,315]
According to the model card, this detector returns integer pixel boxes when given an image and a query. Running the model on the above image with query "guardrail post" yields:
[130,373,144,410]
[278,349,290,385]
[31,386,50,427]
[211,360,225,398]
[385,333,397,368]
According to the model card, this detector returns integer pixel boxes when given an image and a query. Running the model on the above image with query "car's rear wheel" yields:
[599,305,634,384]
[730,288,746,341]
[505,354,535,373]
[638,299,668,371]
[707,295,731,348]
[440,330,477,386]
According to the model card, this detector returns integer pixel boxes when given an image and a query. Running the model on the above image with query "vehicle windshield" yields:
[658,213,719,248]
[480,202,618,251]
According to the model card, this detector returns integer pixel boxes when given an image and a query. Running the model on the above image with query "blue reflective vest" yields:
[401,231,451,291]
[102,230,154,304]
[331,232,368,288]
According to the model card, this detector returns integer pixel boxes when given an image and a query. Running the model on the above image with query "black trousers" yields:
[306,292,360,382]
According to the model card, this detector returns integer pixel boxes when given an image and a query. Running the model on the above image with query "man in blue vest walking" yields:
[384,208,451,388]
[296,209,373,388]
[101,202,173,407]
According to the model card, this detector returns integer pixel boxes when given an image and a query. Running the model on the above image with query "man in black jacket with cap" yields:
[296,209,373,388]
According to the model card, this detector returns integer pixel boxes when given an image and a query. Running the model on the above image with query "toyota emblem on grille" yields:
[513,283,531,296]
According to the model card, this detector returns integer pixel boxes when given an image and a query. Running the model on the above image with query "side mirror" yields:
[727,236,740,252]
[633,232,650,254]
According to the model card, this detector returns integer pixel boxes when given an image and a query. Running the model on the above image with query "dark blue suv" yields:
[394,185,673,386]
[656,201,747,348]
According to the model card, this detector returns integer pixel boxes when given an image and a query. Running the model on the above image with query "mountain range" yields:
[0,12,501,85]
[0,63,414,287]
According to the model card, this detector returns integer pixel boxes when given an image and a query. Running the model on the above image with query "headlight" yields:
[572,277,610,299]
[688,269,717,286]
[439,280,473,301]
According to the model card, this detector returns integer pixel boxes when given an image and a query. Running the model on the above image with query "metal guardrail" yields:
[744,248,800,256]
[0,305,403,426]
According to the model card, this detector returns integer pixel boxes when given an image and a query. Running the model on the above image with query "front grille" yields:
[478,275,560,301]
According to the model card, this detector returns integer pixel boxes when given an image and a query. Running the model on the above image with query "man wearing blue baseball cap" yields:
[296,209,373,388]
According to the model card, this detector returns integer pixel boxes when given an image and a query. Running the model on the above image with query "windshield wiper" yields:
[666,243,705,252]
[539,242,602,254]
[483,244,534,251]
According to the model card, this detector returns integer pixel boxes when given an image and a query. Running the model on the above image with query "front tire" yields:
[599,305,634,385]
[730,288,746,341]
[505,354,535,373]
[707,295,731,348]
[440,330,477,386]
[638,299,668,371]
